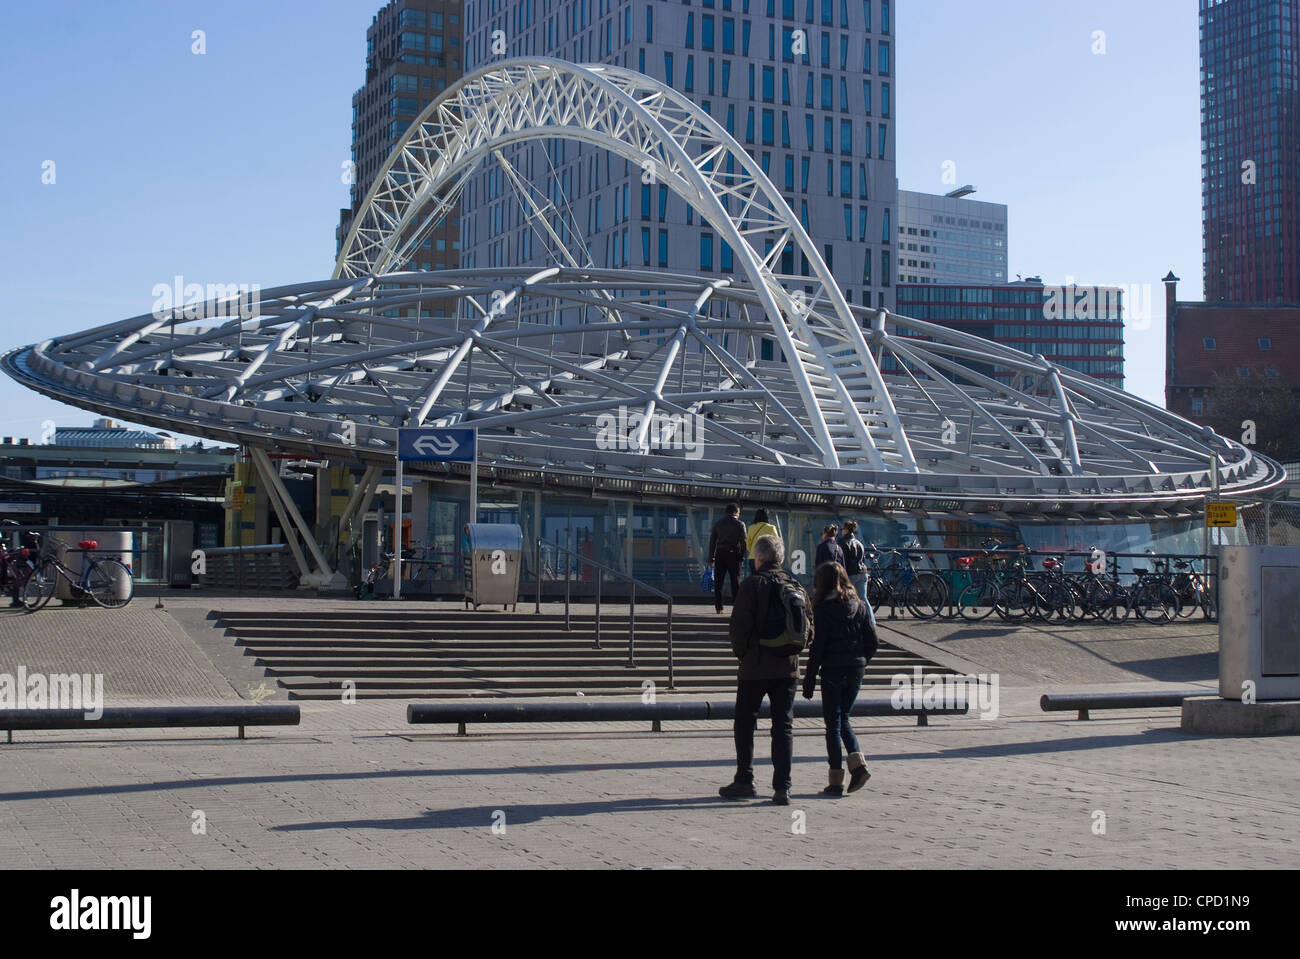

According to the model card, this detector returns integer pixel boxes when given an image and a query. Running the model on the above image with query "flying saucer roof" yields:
[2,267,1282,513]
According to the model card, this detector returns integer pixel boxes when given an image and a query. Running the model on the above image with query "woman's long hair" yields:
[813,562,855,607]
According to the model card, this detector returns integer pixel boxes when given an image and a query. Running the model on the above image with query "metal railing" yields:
[534,538,675,687]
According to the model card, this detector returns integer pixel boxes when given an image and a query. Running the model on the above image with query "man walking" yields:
[815,524,844,569]
[707,503,747,613]
[720,535,811,805]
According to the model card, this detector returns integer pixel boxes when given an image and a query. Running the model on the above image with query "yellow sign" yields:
[1205,502,1236,528]
[231,486,246,511]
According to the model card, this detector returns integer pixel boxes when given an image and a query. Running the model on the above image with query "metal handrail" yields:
[534,537,675,689]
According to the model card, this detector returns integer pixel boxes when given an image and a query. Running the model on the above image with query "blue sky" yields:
[0,0,1202,442]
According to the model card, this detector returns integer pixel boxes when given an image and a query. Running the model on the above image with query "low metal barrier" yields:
[1039,691,1204,721]
[408,697,968,734]
[0,704,301,743]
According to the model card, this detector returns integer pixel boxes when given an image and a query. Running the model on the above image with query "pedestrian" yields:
[707,503,747,614]
[803,561,877,796]
[838,521,870,604]
[744,508,780,574]
[719,534,812,805]
[815,524,844,568]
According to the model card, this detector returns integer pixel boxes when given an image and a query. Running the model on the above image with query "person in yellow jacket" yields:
[744,509,781,573]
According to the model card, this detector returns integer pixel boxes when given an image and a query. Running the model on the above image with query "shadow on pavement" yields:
[270,796,748,831]
[0,727,1211,805]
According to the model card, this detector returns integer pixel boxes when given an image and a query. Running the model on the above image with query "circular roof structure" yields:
[3,58,1284,515]
[3,267,1282,515]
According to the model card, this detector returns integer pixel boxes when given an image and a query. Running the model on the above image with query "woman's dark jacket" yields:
[806,596,877,686]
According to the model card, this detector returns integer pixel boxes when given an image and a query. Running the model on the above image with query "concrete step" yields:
[242,647,921,664]
[258,662,922,679]
[226,623,712,639]
[215,609,954,701]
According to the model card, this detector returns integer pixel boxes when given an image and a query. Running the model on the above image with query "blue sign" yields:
[397,427,476,462]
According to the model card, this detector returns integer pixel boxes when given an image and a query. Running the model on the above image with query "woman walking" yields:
[802,562,877,795]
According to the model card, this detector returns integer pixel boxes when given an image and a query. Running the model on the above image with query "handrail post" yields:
[594,568,602,650]
[666,599,675,690]
[535,537,541,614]
[627,583,636,668]
[564,555,571,632]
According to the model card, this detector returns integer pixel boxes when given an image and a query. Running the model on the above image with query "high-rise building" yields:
[1201,0,1300,303]
[896,188,1008,286]
[896,280,1125,389]
[462,0,900,311]
[337,0,465,265]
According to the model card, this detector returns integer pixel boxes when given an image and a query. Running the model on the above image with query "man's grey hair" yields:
[753,534,784,568]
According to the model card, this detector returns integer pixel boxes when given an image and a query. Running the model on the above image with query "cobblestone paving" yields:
[0,595,1292,869]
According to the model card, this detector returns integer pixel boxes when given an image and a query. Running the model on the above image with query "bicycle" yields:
[1070,546,1130,622]
[0,522,42,611]
[1024,553,1086,622]
[954,551,1001,621]
[1127,551,1180,625]
[21,536,135,610]
[866,544,947,619]
[1171,558,1217,621]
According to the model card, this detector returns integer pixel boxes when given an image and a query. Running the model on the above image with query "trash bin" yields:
[462,523,523,611]
[1219,545,1300,701]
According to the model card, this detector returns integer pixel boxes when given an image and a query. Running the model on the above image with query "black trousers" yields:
[733,677,797,791]
[713,548,742,610]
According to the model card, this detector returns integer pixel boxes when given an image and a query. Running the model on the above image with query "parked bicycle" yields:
[0,522,42,611]
[1126,550,1181,624]
[866,543,947,619]
[1171,557,1217,621]
[21,536,135,610]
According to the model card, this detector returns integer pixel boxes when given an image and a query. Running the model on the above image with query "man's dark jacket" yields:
[727,566,802,680]
[708,516,747,558]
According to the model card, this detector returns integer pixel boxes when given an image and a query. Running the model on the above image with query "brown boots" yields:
[847,752,871,793]
[822,768,845,796]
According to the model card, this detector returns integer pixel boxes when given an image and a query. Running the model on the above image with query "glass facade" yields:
[407,477,1222,593]
[896,282,1126,388]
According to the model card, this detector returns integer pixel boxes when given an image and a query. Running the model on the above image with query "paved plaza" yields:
[0,596,1296,869]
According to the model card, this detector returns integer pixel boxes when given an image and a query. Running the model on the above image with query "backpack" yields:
[757,573,814,653]
[824,600,878,664]
[842,537,865,576]
[854,603,879,662]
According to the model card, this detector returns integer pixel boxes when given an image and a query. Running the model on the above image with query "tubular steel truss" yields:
[2,59,1284,515]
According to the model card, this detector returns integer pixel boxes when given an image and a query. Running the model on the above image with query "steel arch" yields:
[336,58,913,472]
